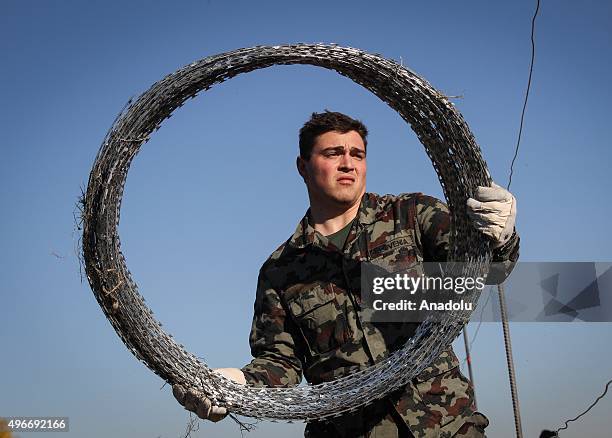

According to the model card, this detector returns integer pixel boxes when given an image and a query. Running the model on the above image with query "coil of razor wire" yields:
[81,43,493,420]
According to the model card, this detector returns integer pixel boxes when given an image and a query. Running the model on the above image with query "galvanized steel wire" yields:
[81,43,492,421]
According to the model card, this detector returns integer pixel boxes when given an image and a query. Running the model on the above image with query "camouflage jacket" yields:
[241,192,520,437]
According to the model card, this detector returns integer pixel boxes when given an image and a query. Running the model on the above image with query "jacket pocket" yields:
[285,283,353,355]
[368,231,423,274]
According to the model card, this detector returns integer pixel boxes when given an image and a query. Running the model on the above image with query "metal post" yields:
[498,283,523,438]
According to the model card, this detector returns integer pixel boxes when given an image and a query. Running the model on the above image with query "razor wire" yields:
[81,43,493,421]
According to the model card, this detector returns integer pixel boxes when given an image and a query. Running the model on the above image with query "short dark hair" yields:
[299,111,368,160]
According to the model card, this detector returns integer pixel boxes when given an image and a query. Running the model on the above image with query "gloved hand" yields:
[172,384,228,422]
[466,182,516,248]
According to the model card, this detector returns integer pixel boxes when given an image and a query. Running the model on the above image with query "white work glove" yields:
[466,182,516,248]
[172,384,228,422]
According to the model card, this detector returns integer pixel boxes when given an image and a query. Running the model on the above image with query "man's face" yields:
[298,130,367,208]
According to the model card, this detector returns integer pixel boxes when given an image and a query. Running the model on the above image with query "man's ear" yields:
[296,156,308,181]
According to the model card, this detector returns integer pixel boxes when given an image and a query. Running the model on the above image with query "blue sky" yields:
[1,0,611,437]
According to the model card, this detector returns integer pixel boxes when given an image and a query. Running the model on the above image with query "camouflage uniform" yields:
[241,192,519,437]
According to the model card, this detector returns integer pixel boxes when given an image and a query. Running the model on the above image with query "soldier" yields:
[173,111,519,437]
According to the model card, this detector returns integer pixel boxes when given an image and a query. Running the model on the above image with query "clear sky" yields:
[1,0,611,437]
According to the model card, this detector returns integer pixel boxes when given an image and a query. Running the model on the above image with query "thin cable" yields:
[462,326,478,410]
[468,287,493,351]
[461,287,493,367]
[555,379,612,435]
[468,0,541,355]
[504,0,612,432]
[507,0,540,190]
[497,2,541,437]
[504,1,612,433]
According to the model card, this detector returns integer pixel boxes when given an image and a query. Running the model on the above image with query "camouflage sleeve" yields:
[414,194,520,283]
[492,230,520,262]
[487,230,520,284]
[240,269,304,388]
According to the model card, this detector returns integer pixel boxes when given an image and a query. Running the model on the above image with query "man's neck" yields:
[309,195,363,236]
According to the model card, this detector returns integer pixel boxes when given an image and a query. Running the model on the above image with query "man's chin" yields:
[311,187,364,209]
[329,192,362,207]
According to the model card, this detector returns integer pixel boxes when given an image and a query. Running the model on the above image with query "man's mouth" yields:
[337,176,355,185]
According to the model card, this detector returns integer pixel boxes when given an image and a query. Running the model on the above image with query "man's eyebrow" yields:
[320,146,347,152]
[320,145,366,153]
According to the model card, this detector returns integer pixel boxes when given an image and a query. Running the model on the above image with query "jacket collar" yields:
[288,192,383,250]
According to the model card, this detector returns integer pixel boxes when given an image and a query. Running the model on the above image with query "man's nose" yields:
[338,150,354,170]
